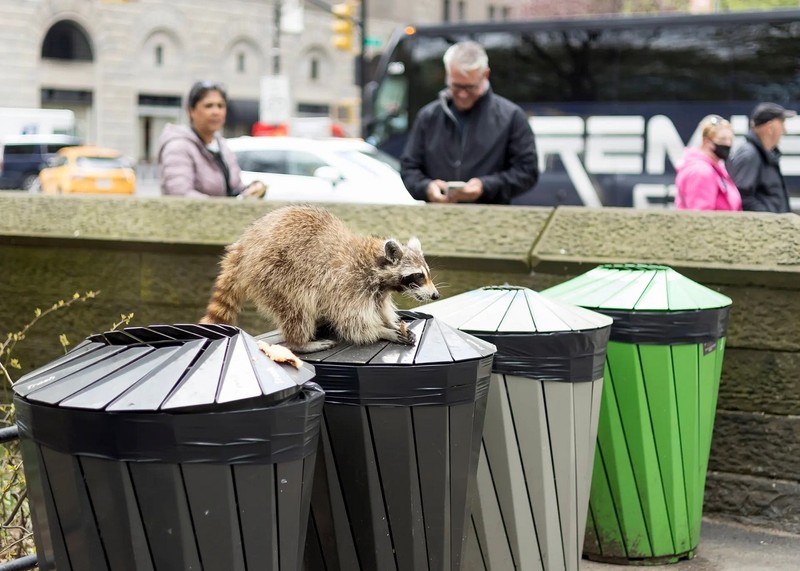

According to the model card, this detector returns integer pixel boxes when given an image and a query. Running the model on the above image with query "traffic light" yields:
[331,2,355,52]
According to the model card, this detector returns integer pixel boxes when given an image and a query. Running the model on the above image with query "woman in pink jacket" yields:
[157,81,266,198]
[675,115,742,211]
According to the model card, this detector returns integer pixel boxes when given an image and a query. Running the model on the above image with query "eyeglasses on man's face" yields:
[447,81,482,94]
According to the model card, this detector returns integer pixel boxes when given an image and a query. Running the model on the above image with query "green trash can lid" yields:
[417,285,612,333]
[542,264,732,311]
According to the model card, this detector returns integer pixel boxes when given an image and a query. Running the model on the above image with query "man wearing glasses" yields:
[400,41,538,204]
[728,102,796,213]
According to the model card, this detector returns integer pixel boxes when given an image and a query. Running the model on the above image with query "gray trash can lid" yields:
[418,285,612,382]
[13,323,315,411]
[417,285,612,333]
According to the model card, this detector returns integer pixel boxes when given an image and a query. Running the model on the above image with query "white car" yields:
[226,136,418,205]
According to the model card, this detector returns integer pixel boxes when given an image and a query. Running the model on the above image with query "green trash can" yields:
[543,264,732,565]
[420,286,613,571]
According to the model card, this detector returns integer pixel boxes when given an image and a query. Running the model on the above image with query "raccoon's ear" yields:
[384,239,404,263]
[407,237,422,253]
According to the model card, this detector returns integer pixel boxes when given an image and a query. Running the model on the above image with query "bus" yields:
[363,10,800,208]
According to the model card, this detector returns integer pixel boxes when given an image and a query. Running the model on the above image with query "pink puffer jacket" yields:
[675,148,742,211]
[157,124,245,198]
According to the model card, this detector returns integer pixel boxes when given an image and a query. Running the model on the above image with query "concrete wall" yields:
[1,193,799,533]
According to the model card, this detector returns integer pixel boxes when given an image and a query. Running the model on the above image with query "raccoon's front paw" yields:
[394,321,416,346]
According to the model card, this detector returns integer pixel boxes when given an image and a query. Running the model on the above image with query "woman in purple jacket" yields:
[158,81,266,198]
[675,115,741,211]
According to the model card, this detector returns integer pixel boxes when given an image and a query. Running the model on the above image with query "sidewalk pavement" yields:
[582,517,800,571]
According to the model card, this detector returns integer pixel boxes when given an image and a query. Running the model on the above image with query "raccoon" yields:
[201,205,440,353]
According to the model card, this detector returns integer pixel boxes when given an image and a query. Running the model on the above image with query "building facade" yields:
[0,0,516,162]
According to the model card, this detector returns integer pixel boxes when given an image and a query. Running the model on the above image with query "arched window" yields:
[310,57,319,81]
[41,20,93,61]
[155,44,163,66]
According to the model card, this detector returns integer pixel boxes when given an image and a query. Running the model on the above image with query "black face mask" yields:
[713,144,731,160]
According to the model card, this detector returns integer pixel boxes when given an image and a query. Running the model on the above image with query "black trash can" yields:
[13,323,324,571]
[259,311,497,571]
[420,286,613,570]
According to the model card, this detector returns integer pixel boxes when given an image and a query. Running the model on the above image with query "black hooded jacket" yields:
[400,87,538,204]
[727,131,791,213]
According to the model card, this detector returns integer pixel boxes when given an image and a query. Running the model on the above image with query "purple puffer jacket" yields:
[157,124,245,198]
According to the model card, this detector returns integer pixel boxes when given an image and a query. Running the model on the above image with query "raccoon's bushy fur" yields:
[201,205,439,352]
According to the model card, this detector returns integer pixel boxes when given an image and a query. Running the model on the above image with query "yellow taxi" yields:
[39,146,136,195]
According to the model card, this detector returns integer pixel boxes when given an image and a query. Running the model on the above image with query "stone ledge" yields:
[719,349,800,415]
[705,471,800,535]
[532,206,800,288]
[0,194,549,273]
[709,411,800,480]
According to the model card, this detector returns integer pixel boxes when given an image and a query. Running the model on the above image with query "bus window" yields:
[482,29,609,103]
[603,24,733,102]
[729,21,800,101]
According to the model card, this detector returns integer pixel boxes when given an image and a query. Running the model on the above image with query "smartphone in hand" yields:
[446,181,465,198]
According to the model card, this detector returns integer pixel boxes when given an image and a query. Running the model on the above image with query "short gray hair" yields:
[443,41,489,74]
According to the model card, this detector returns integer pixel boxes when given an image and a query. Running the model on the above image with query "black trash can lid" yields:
[12,324,315,411]
[417,285,612,334]
[258,311,496,366]
[259,312,496,406]
[543,264,732,311]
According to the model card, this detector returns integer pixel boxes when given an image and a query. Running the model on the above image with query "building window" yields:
[488,5,495,20]
[155,44,163,66]
[41,20,93,61]
[457,1,466,21]
[237,52,246,73]
[502,5,511,20]
[310,57,319,81]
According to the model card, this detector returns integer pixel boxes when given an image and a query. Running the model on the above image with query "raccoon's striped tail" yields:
[200,244,245,325]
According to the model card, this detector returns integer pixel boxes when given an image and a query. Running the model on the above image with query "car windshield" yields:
[75,156,126,169]
[349,146,401,171]
[334,150,399,177]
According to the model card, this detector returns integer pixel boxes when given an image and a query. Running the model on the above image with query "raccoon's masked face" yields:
[384,237,440,301]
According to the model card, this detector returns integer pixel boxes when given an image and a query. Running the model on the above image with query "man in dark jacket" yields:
[728,102,795,213]
[400,41,538,204]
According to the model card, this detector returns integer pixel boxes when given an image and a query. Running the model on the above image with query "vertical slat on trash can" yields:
[39,447,107,570]
[260,313,496,571]
[13,324,324,571]
[20,439,72,571]
[81,458,154,571]
[420,286,613,571]
[131,463,202,569]
[543,264,732,564]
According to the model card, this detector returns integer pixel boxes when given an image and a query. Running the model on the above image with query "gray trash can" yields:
[420,286,613,570]
[259,311,497,571]
[13,323,324,571]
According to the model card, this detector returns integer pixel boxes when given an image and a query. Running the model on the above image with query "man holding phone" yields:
[400,41,539,204]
